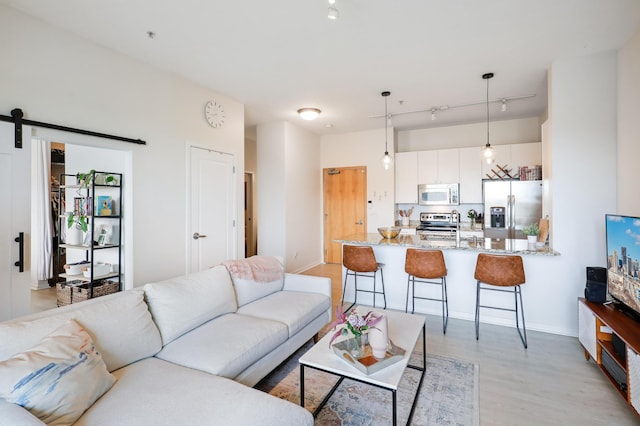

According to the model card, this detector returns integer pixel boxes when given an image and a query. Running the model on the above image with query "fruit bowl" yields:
[377,226,400,239]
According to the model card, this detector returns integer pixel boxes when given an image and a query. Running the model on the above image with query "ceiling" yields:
[3,0,640,136]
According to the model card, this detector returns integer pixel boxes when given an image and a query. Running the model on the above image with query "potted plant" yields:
[65,170,95,245]
[522,223,539,244]
[467,209,477,229]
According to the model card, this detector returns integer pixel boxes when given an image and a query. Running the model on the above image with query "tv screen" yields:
[606,214,640,317]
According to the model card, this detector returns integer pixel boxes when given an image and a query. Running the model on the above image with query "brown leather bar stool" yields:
[474,253,527,348]
[405,248,449,333]
[341,245,386,311]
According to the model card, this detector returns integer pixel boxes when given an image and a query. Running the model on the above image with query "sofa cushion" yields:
[0,290,161,372]
[0,320,116,426]
[74,357,313,426]
[237,291,331,337]
[144,265,237,345]
[223,256,284,307]
[155,313,288,379]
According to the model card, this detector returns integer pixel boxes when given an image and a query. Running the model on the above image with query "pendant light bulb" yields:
[380,91,393,171]
[480,73,496,164]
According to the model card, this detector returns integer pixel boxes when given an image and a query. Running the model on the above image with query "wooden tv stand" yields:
[578,297,640,416]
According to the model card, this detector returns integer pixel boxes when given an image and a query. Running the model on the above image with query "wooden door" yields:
[188,146,236,272]
[323,166,367,264]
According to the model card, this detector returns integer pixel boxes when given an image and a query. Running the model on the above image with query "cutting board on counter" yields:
[538,218,549,243]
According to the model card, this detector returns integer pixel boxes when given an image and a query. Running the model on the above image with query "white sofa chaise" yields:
[0,260,331,425]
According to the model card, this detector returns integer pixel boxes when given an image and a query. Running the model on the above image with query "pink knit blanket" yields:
[221,256,284,283]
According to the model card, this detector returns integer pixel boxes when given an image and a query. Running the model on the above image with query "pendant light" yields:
[380,91,393,171]
[481,73,496,165]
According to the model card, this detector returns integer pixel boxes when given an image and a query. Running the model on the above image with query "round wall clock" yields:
[204,100,225,128]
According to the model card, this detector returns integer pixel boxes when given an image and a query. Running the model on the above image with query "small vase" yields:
[350,334,365,358]
[527,235,537,244]
[401,217,409,226]
[470,221,476,230]
[368,315,389,359]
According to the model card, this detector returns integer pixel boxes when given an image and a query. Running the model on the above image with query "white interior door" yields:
[188,146,235,272]
[0,122,31,321]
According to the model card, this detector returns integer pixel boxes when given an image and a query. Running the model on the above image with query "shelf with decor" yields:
[57,170,122,305]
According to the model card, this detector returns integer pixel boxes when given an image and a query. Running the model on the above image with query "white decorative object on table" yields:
[368,314,389,359]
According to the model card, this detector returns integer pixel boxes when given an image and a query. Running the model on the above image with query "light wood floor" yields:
[302,263,640,426]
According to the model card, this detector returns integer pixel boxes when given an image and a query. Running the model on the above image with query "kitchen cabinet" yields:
[395,151,418,203]
[481,142,541,178]
[458,147,482,203]
[417,148,459,184]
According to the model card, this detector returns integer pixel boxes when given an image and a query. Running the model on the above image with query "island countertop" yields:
[336,233,560,256]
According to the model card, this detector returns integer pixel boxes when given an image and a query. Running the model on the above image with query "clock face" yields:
[204,100,225,128]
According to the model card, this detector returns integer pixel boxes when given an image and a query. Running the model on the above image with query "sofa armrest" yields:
[0,399,46,426]
[283,273,332,319]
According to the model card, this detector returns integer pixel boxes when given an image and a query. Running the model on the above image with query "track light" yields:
[328,0,339,19]
[431,108,437,121]
[501,99,507,112]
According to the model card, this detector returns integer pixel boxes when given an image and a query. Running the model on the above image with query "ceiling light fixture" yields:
[481,73,496,165]
[297,108,321,120]
[328,0,339,19]
[381,91,393,171]
[501,98,507,112]
[430,108,437,121]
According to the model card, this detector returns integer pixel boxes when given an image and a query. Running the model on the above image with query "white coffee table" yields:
[299,308,426,425]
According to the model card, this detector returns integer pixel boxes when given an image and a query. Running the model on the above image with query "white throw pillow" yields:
[0,319,116,426]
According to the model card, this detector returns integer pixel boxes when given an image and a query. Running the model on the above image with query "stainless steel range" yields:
[416,211,459,240]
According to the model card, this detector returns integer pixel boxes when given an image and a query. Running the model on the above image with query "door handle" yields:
[193,232,208,240]
[355,220,363,225]
[14,232,24,272]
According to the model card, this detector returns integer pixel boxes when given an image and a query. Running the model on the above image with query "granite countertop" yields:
[336,233,560,256]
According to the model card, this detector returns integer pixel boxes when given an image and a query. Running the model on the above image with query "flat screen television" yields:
[606,214,640,320]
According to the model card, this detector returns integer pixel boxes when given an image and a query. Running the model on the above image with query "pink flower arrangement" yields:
[328,307,383,346]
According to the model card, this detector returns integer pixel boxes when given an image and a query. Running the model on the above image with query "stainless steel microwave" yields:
[418,183,459,206]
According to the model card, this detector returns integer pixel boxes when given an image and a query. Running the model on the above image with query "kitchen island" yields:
[336,233,572,336]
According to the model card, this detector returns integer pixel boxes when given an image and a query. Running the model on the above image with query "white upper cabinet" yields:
[417,149,459,184]
[417,150,438,184]
[459,147,482,203]
[395,151,418,204]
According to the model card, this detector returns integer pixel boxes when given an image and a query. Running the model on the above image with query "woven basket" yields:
[56,280,120,307]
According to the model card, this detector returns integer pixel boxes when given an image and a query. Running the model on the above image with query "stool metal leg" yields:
[380,267,387,309]
[441,277,449,334]
[515,285,528,348]
[405,276,412,313]
[475,280,481,340]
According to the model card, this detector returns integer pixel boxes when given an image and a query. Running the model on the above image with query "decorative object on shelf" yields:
[399,207,413,226]
[485,164,513,180]
[380,91,393,171]
[523,223,539,244]
[367,314,389,359]
[96,196,113,216]
[329,307,383,358]
[480,72,496,165]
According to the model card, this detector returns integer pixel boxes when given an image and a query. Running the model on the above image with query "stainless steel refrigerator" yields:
[483,180,542,239]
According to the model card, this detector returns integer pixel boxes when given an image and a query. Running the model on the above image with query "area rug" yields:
[255,340,479,426]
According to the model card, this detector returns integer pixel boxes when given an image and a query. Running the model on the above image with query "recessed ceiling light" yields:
[297,108,321,120]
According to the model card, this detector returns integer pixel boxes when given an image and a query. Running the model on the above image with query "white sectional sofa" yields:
[0,260,331,425]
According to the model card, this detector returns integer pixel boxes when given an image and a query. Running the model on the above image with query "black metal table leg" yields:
[392,389,397,425]
[300,364,305,407]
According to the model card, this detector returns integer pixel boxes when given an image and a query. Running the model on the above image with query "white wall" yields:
[618,28,640,215]
[0,7,245,287]
[397,117,541,152]
[321,128,396,231]
[256,121,322,272]
[547,50,618,334]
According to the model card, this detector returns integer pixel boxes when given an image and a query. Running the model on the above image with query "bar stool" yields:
[474,253,527,348]
[405,249,449,334]
[341,245,386,311]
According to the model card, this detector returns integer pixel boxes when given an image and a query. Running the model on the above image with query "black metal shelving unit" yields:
[57,171,123,299]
